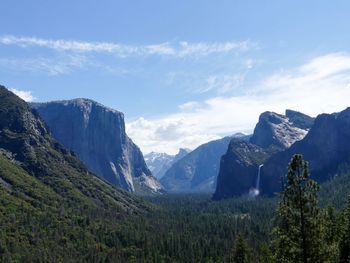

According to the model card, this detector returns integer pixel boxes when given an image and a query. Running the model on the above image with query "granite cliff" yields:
[214,110,314,199]
[31,99,162,194]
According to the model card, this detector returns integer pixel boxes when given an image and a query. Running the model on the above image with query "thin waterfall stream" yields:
[256,164,264,191]
[249,164,264,197]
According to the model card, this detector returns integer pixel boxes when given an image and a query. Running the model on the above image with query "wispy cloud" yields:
[0,55,87,75]
[9,88,36,102]
[178,101,203,111]
[0,35,253,58]
[127,53,350,154]
[196,73,246,94]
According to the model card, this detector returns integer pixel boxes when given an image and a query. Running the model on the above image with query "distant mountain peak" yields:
[214,110,315,200]
[285,109,315,130]
[144,148,191,180]
[160,136,233,193]
[261,106,350,195]
[250,110,314,149]
[176,148,191,158]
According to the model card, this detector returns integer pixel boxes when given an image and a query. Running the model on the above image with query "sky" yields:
[1,1,350,154]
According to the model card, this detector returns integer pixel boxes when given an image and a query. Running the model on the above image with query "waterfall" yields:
[249,164,264,198]
[256,164,264,191]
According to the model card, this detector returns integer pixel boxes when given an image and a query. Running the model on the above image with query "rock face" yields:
[213,110,314,200]
[31,99,162,194]
[160,135,248,193]
[250,110,314,150]
[0,86,145,212]
[261,108,350,195]
[144,148,190,180]
[213,140,270,200]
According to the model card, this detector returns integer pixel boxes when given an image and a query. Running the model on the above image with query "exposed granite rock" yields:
[250,110,314,150]
[0,85,146,211]
[261,108,350,195]
[285,109,315,130]
[213,139,270,200]
[213,110,314,200]
[31,99,162,194]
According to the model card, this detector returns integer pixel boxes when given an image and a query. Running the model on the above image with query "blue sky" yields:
[2,1,350,153]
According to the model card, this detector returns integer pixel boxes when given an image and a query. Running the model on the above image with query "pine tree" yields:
[259,244,273,263]
[339,196,350,263]
[231,234,251,263]
[271,154,324,263]
[322,206,341,262]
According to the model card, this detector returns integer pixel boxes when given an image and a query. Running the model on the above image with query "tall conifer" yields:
[272,154,323,263]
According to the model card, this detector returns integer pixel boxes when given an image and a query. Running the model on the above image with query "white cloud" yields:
[9,88,36,102]
[127,53,350,154]
[177,41,251,57]
[0,35,253,58]
[193,73,246,94]
[0,55,87,75]
[178,101,202,111]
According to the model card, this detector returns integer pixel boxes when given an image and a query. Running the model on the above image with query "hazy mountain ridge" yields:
[160,134,250,193]
[145,148,191,180]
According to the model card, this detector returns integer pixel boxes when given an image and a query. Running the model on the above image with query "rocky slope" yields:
[0,86,157,261]
[161,135,249,193]
[31,99,162,194]
[214,110,314,199]
[0,86,146,210]
[145,148,190,180]
[261,108,350,195]
[250,110,314,150]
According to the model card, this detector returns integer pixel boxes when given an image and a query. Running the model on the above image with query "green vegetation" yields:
[2,87,350,262]
[269,154,350,263]
[271,155,325,262]
[0,153,275,262]
[2,153,350,262]
[0,155,149,262]
[231,234,252,263]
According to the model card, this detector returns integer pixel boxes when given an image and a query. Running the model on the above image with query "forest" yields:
[1,153,350,262]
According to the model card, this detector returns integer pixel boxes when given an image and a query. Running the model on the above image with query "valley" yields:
[2,2,350,262]
[1,86,350,262]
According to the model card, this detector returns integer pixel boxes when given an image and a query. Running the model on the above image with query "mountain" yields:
[214,110,314,200]
[31,99,162,194]
[0,86,144,209]
[213,139,270,200]
[250,110,314,150]
[261,107,350,195]
[144,148,191,179]
[160,134,249,193]
[0,86,150,260]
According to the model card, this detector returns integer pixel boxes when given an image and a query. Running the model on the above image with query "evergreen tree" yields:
[339,196,350,263]
[231,234,251,263]
[271,154,323,263]
[259,244,273,263]
[322,206,341,262]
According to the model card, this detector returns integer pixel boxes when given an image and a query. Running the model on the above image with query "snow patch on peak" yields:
[145,152,172,163]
